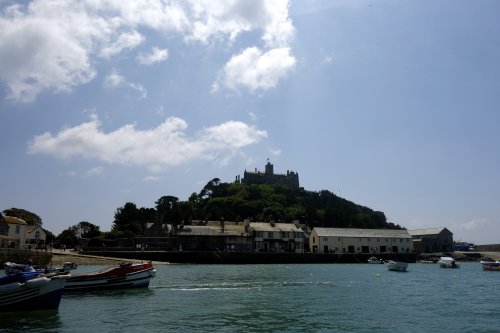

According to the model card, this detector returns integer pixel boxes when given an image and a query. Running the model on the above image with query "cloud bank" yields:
[0,0,295,102]
[28,115,268,171]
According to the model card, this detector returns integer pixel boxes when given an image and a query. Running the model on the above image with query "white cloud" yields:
[85,166,104,177]
[104,70,147,99]
[459,219,489,232]
[186,0,294,48]
[270,148,282,157]
[28,115,267,171]
[100,30,144,59]
[0,0,295,102]
[0,3,96,102]
[322,56,333,64]
[104,71,126,88]
[213,47,296,92]
[137,47,169,65]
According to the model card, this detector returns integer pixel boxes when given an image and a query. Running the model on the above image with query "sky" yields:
[1,0,499,244]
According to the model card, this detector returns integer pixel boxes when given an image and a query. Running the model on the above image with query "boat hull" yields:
[481,261,500,271]
[438,257,460,268]
[64,262,156,292]
[0,275,66,312]
[386,261,408,272]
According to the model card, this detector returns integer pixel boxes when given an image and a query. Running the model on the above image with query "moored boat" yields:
[368,256,383,264]
[64,262,156,292]
[480,260,500,271]
[386,260,408,272]
[438,257,460,268]
[0,265,67,312]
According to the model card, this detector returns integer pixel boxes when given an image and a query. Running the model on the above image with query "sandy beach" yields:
[50,249,137,266]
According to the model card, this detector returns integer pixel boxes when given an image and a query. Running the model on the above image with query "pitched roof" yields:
[26,225,44,234]
[312,227,412,239]
[249,222,304,233]
[3,216,28,225]
[407,228,450,236]
[176,225,244,236]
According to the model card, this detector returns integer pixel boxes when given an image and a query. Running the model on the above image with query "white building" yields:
[3,216,28,249]
[25,225,47,249]
[249,221,306,253]
[310,227,413,254]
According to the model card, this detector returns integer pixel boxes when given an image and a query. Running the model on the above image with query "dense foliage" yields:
[4,181,403,243]
[111,180,403,235]
[3,208,42,227]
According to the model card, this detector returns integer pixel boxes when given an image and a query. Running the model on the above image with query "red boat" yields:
[64,262,156,292]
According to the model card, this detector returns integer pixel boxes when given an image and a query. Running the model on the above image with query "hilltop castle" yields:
[235,161,299,189]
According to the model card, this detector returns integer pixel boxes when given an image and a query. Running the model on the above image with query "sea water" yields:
[1,263,499,333]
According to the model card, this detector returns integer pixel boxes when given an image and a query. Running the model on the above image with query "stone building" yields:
[408,227,453,253]
[309,227,414,254]
[236,161,299,189]
[248,221,306,253]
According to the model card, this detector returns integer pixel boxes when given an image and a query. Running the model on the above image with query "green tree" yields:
[3,208,42,227]
[72,221,102,239]
[155,196,181,233]
[56,228,78,248]
[112,202,142,235]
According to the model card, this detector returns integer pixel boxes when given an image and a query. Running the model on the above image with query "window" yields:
[35,231,40,239]
[323,238,328,242]
[15,225,20,234]
[313,237,316,243]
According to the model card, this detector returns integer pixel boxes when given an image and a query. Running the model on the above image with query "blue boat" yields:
[0,262,67,312]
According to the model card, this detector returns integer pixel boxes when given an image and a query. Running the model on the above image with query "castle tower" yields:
[265,161,274,175]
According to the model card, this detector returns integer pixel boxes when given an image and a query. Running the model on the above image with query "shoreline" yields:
[49,249,500,266]
[50,250,153,266]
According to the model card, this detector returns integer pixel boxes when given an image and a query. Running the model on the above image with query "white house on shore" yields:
[309,227,413,254]
[249,221,306,253]
[0,215,47,250]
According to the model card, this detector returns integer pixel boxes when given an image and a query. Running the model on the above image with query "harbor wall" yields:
[0,248,52,266]
[81,250,417,264]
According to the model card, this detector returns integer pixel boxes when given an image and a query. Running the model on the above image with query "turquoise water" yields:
[1,263,499,332]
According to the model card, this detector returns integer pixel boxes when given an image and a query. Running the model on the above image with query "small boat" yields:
[480,260,500,271]
[438,257,460,268]
[50,262,79,273]
[1,264,67,312]
[64,262,156,292]
[62,262,78,271]
[386,260,408,272]
[368,256,383,264]
[4,262,45,279]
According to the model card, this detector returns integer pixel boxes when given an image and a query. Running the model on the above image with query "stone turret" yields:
[238,161,299,189]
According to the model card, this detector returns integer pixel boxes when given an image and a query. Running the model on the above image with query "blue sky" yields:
[1,0,499,244]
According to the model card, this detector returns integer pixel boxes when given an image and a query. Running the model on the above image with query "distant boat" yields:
[1,264,67,312]
[386,260,408,272]
[480,260,500,271]
[64,262,156,292]
[438,257,460,268]
[368,256,383,264]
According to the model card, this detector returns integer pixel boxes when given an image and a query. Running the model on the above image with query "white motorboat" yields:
[368,256,383,264]
[386,260,408,272]
[438,257,460,268]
